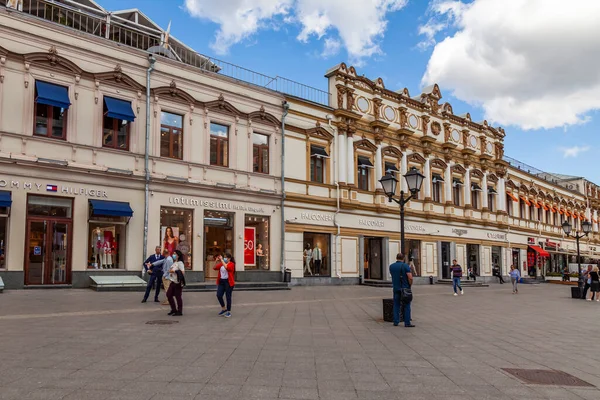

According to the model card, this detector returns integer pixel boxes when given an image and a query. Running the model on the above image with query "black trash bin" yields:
[283,268,292,283]
[429,276,434,285]
[382,298,393,322]
[571,286,582,299]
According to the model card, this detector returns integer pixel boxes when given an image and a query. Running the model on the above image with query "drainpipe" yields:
[325,114,342,279]
[280,101,289,278]
[142,55,156,275]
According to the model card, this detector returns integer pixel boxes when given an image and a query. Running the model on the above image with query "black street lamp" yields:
[379,167,425,255]
[562,220,592,288]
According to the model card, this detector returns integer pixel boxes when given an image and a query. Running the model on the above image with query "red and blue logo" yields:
[46,184,58,192]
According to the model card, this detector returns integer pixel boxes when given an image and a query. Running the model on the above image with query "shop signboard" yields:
[244,227,256,266]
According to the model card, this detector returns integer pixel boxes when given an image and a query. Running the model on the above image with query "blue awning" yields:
[0,191,11,208]
[104,97,136,121]
[89,200,133,217]
[35,81,71,109]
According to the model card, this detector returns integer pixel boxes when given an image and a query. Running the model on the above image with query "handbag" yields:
[400,288,413,304]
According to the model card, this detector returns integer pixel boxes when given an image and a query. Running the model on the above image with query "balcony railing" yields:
[3,0,331,106]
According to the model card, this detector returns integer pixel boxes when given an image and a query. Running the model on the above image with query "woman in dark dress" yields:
[587,266,600,302]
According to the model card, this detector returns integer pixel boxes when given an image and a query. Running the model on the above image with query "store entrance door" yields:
[25,219,71,285]
[441,242,451,279]
[203,211,234,281]
[364,237,383,280]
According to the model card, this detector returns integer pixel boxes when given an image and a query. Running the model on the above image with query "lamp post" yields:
[562,220,592,288]
[379,167,425,255]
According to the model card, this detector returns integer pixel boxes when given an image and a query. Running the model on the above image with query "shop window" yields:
[161,111,184,159]
[303,232,330,277]
[310,145,328,183]
[407,239,421,276]
[204,210,234,279]
[27,195,72,218]
[33,81,70,139]
[252,133,269,174]
[160,207,193,270]
[0,207,7,269]
[88,221,126,269]
[210,123,229,167]
[432,174,442,203]
[244,215,270,270]
[452,178,462,206]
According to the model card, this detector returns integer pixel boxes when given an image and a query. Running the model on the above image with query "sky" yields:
[99,0,600,183]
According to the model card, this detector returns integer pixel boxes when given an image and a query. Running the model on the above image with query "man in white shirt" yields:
[148,249,174,306]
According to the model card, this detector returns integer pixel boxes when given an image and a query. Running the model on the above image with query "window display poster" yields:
[244,227,256,266]
[161,226,180,255]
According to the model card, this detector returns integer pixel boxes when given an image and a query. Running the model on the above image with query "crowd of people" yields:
[141,245,236,318]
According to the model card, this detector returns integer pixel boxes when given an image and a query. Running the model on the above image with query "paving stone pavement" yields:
[0,283,599,399]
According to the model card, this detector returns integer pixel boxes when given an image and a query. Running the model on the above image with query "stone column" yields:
[400,151,408,193]
[423,156,431,199]
[464,167,471,206]
[375,143,383,186]
[497,177,506,212]
[338,132,346,184]
[482,172,488,209]
[594,210,598,232]
[347,134,355,186]
[444,162,452,203]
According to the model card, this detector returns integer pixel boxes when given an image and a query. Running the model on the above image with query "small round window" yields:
[357,97,369,113]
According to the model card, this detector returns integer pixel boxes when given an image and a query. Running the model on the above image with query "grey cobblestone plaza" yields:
[1,284,600,400]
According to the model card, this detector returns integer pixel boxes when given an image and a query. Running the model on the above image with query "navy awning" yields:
[0,191,11,208]
[104,97,136,121]
[35,81,71,109]
[385,163,399,173]
[357,156,374,167]
[89,200,133,217]
[310,145,329,158]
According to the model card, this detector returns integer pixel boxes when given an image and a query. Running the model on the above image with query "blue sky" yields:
[100,0,600,183]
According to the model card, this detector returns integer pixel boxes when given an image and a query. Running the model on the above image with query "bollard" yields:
[429,275,434,285]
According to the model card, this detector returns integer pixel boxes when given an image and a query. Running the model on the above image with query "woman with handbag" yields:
[167,250,185,316]
[587,266,600,302]
[214,253,235,318]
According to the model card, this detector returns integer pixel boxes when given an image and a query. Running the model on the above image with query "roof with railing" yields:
[1,0,331,106]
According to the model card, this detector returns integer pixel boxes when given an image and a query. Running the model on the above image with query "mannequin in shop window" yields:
[163,227,179,256]
[256,243,265,269]
[91,227,103,269]
[303,243,313,275]
[312,244,323,275]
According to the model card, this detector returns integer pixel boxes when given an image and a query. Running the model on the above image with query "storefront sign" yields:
[527,237,535,244]
[359,219,384,228]
[452,228,468,237]
[168,196,265,213]
[405,224,426,232]
[487,233,507,240]
[300,212,334,222]
[0,179,108,198]
[244,227,256,266]
[545,240,558,249]
[590,246,597,252]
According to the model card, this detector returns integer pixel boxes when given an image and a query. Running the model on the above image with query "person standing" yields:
[509,265,521,294]
[581,265,593,299]
[493,265,505,284]
[587,266,600,302]
[214,253,235,318]
[148,249,174,306]
[312,244,322,276]
[451,260,464,296]
[389,253,415,328]
[141,246,164,303]
[166,250,185,316]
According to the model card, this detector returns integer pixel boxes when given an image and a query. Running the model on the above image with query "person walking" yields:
[166,250,185,316]
[141,246,164,303]
[214,253,235,318]
[493,265,505,284]
[451,260,464,296]
[581,265,593,300]
[148,249,174,306]
[587,266,600,302]
[509,265,521,294]
[389,253,415,328]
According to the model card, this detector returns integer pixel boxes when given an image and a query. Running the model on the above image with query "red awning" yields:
[506,191,519,202]
[542,204,549,211]
[520,196,531,206]
[529,245,550,257]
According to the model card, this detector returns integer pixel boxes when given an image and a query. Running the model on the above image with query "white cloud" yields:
[420,0,600,130]
[561,146,590,158]
[184,0,408,64]
[321,37,341,58]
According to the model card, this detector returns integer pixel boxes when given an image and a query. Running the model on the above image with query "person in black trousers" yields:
[493,265,505,284]
[581,265,593,299]
[142,246,164,303]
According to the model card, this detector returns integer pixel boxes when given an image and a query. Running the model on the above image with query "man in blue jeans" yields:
[389,253,415,328]
[451,259,464,296]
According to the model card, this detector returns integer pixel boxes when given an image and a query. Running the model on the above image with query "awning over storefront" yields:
[89,200,133,217]
[104,97,136,121]
[506,191,518,202]
[0,191,11,208]
[529,245,550,257]
[35,81,71,109]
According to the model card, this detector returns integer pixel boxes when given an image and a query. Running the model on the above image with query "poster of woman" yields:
[161,226,179,256]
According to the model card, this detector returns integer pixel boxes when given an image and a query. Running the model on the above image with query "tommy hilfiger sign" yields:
[0,179,108,198]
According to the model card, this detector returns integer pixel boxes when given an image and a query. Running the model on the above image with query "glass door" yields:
[25,219,71,285]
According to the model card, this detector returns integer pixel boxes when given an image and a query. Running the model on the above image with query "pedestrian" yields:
[469,265,477,282]
[166,250,185,316]
[562,267,570,282]
[493,265,505,284]
[451,259,464,296]
[510,265,521,294]
[148,249,174,306]
[214,253,235,318]
[587,266,600,302]
[581,265,593,299]
[389,253,415,328]
[141,246,164,303]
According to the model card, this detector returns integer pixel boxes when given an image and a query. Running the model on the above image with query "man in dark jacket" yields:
[142,246,164,303]
[389,253,415,328]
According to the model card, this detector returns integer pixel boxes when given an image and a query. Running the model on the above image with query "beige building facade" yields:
[0,1,287,288]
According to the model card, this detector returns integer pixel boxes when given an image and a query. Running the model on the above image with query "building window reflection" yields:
[244,215,270,270]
